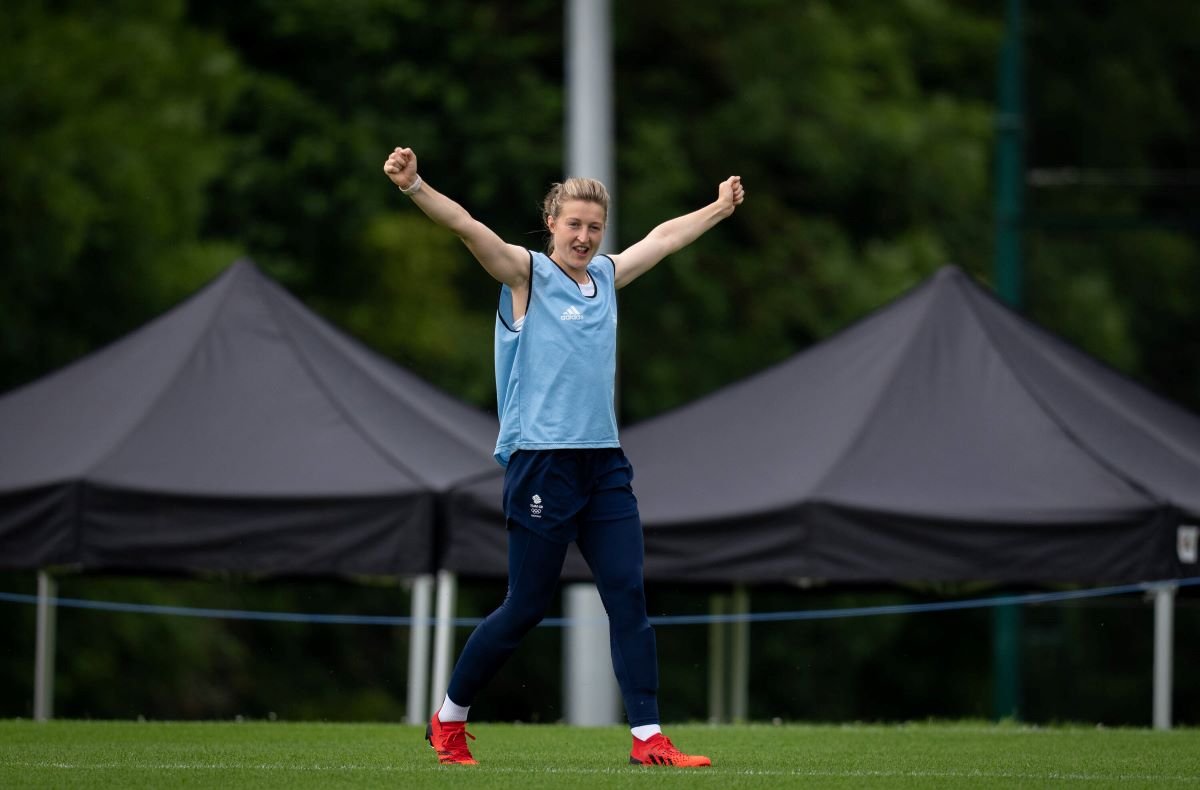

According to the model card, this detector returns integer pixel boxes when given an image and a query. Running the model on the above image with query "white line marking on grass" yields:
[4,762,404,772]
[5,761,1200,783]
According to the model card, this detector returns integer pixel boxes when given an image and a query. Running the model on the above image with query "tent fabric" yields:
[445,266,1199,584]
[0,260,499,577]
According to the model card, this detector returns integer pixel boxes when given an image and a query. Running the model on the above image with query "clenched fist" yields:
[383,147,419,191]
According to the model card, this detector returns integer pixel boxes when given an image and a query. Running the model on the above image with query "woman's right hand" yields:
[383,147,419,190]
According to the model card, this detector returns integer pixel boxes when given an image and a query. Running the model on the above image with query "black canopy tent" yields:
[0,259,505,722]
[0,260,500,577]
[445,266,1199,584]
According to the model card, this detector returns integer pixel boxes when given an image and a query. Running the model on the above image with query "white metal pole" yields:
[568,0,616,245]
[429,570,458,716]
[731,585,750,722]
[406,574,434,725]
[565,0,621,728]
[1152,582,1175,731]
[564,583,621,726]
[34,570,57,722]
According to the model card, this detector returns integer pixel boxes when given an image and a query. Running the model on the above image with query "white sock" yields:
[631,723,661,741]
[438,695,470,722]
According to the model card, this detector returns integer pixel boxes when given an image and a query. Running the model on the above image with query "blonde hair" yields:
[542,177,609,253]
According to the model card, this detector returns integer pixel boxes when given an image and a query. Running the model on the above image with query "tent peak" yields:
[932,264,968,282]
[223,257,265,280]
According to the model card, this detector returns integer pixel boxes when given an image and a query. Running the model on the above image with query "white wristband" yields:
[399,174,423,195]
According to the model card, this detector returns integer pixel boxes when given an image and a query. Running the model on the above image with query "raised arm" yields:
[383,147,529,287]
[612,176,745,289]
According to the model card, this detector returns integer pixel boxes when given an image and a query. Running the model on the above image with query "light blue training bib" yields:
[493,251,620,466]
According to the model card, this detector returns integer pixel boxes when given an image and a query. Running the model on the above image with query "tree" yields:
[188,0,565,404]
[612,0,1001,418]
[1023,0,1200,411]
[0,0,244,392]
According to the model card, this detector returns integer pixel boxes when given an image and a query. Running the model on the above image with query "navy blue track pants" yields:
[446,449,659,726]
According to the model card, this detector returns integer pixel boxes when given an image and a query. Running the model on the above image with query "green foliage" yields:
[612,0,999,417]
[5,0,1197,413]
[0,0,244,391]
[188,0,565,401]
[349,214,495,405]
[1023,0,1200,409]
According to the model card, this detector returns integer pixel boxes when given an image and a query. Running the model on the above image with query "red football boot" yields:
[629,733,712,767]
[425,712,477,765]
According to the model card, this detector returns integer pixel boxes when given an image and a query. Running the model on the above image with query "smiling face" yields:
[548,199,607,277]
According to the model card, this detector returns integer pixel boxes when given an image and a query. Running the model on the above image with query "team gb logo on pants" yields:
[530,494,543,518]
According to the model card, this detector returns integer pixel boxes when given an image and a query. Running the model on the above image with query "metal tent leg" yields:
[708,594,728,723]
[731,585,750,723]
[34,571,57,722]
[428,570,458,716]
[406,574,434,725]
[1152,582,1175,731]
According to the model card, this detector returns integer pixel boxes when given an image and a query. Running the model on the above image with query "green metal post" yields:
[991,601,1022,720]
[993,0,1025,307]
[991,0,1025,722]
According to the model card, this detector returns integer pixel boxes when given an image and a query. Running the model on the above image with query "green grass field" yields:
[2,719,1198,788]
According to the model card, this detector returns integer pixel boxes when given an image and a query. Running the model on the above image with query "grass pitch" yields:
[1,719,1198,788]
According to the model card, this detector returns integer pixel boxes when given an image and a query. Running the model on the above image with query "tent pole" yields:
[428,570,457,716]
[34,570,57,722]
[1152,582,1175,730]
[707,594,727,723]
[406,574,434,725]
[730,585,750,723]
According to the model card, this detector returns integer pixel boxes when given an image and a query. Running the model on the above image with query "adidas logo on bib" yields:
[560,306,584,321]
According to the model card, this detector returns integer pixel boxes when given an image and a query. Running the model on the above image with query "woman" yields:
[383,146,744,768]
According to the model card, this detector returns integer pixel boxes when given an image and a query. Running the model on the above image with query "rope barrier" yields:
[1,576,1196,628]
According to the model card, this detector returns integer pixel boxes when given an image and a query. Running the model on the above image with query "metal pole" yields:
[993,0,1025,306]
[991,601,1022,720]
[567,0,616,246]
[34,570,57,722]
[991,0,1025,721]
[1152,583,1175,730]
[406,574,434,724]
[565,0,622,727]
[428,570,457,716]
[730,585,750,723]
[564,583,621,726]
[707,594,728,723]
